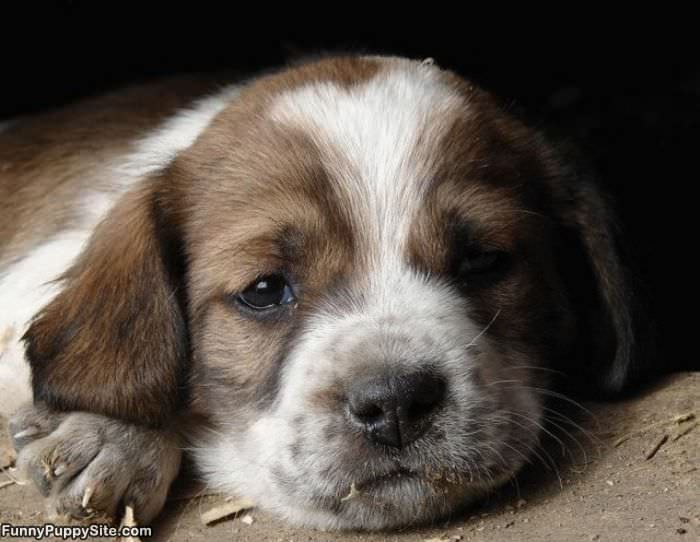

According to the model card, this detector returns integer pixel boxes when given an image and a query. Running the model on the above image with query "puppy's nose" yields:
[347,371,446,448]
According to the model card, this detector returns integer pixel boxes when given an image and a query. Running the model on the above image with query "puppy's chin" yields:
[274,474,493,531]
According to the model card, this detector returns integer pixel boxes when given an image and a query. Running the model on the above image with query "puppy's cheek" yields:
[272,417,344,497]
[436,346,544,476]
[471,353,545,471]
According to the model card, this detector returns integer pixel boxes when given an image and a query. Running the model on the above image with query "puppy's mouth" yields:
[341,461,505,500]
[325,464,483,522]
[341,463,473,499]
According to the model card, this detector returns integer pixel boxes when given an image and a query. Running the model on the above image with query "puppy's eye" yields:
[237,274,295,310]
[460,250,504,275]
[455,250,510,287]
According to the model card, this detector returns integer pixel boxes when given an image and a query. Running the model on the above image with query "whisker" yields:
[490,411,564,488]
[540,414,590,465]
[509,473,522,500]
[543,406,602,448]
[507,433,563,488]
[504,409,570,459]
[466,309,502,348]
[506,365,567,377]
[485,379,526,388]
[486,383,598,422]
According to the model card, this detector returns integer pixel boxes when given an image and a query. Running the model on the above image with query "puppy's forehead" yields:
[184,57,532,301]
[266,58,469,254]
[268,57,467,164]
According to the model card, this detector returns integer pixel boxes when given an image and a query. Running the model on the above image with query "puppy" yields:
[0,55,648,529]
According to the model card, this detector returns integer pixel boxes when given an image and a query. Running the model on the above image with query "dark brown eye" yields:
[460,250,504,275]
[454,249,510,288]
[237,274,295,310]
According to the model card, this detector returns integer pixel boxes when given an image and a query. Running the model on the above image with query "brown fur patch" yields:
[180,124,358,415]
[23,182,189,426]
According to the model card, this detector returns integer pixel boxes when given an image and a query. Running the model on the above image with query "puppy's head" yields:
[24,56,648,529]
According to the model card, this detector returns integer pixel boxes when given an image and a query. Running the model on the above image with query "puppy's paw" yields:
[10,403,181,524]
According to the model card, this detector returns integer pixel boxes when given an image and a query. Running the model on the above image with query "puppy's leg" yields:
[10,402,181,524]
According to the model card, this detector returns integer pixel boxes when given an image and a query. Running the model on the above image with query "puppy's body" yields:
[0,56,646,529]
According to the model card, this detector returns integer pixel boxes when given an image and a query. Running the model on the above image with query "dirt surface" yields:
[1,373,697,542]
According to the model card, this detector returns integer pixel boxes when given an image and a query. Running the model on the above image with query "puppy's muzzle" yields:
[346,371,446,448]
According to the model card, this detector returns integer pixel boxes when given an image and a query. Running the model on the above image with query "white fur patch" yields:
[0,84,241,417]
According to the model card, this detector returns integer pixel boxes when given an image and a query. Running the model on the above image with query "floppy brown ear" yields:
[552,171,654,395]
[23,179,189,426]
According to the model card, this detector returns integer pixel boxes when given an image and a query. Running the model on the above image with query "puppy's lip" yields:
[350,462,508,495]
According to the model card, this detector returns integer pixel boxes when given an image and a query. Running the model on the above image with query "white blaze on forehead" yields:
[269,60,466,269]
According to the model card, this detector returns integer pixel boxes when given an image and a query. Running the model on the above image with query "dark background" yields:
[1,6,696,374]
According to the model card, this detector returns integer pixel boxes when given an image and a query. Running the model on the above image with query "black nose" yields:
[347,371,446,448]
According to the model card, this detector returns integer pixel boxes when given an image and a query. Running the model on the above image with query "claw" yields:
[82,485,94,508]
[123,505,137,527]
[12,427,40,440]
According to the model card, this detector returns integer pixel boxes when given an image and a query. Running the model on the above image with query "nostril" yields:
[350,401,385,424]
[404,373,446,421]
[388,372,445,447]
[407,399,433,421]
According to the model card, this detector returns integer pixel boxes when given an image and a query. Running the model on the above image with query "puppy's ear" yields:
[553,172,654,395]
[23,178,189,426]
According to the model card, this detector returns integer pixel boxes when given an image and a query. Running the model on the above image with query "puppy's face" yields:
[26,56,640,529]
[183,58,576,528]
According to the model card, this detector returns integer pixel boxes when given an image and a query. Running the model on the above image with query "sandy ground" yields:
[1,372,697,542]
